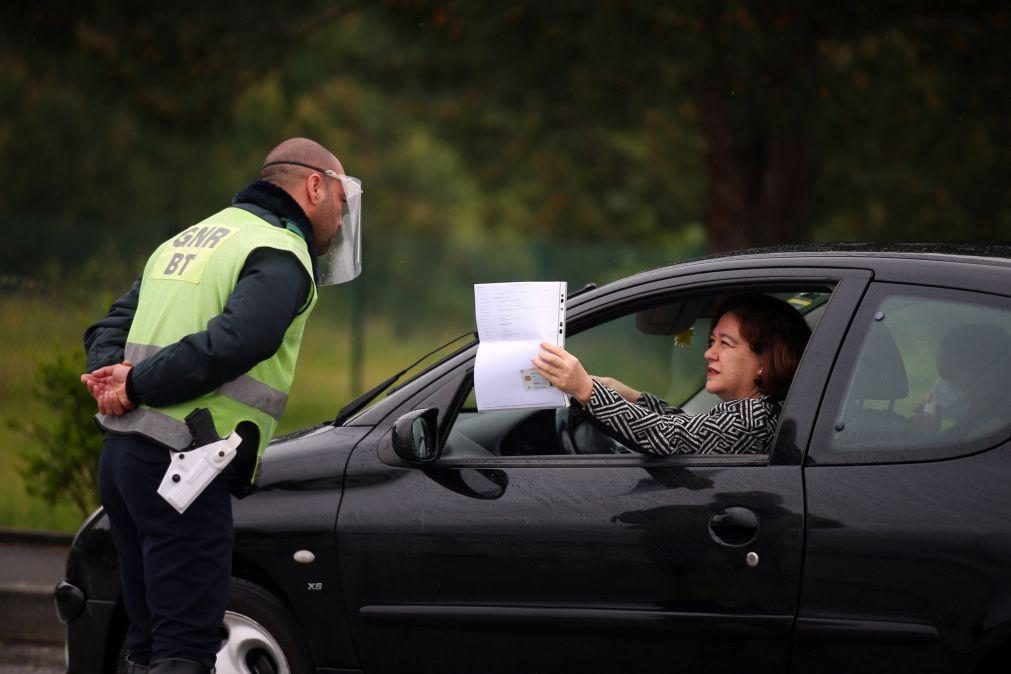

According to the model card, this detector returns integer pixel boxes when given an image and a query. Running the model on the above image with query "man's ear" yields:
[306,173,325,206]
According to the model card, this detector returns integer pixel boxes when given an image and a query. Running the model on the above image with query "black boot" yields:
[126,659,151,674]
[148,658,212,674]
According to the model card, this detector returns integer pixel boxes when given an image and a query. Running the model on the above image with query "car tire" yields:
[114,579,313,674]
[217,578,313,674]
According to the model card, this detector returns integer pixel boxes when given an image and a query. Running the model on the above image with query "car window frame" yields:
[419,268,872,470]
[808,281,1011,466]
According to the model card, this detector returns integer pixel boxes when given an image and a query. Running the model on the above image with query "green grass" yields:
[0,289,466,532]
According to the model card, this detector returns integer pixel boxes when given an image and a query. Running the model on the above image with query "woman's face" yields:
[704,312,763,401]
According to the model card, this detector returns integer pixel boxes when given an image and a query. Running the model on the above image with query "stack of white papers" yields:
[474,281,568,411]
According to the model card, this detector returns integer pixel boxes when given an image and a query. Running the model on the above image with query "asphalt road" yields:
[0,539,68,595]
[0,537,67,645]
[0,641,64,673]
[0,531,71,672]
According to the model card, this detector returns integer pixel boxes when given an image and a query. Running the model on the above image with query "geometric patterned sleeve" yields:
[634,390,682,416]
[585,379,779,455]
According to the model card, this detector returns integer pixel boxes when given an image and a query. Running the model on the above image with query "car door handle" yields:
[708,507,759,547]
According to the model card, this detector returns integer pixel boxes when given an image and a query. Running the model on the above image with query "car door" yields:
[337,269,869,674]
[795,279,1011,673]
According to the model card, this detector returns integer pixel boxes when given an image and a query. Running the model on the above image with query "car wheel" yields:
[113,579,311,674]
[216,579,313,674]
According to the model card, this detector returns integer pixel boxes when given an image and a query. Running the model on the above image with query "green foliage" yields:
[2,2,1007,280]
[372,1,1010,248]
[11,349,102,518]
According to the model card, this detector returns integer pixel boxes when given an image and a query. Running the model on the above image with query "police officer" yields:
[81,138,362,673]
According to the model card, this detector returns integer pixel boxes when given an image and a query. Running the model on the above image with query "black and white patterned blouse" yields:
[583,379,782,455]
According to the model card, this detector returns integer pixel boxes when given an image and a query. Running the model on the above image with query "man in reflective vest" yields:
[81,138,362,674]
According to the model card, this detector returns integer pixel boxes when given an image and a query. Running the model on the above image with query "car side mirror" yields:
[392,408,440,463]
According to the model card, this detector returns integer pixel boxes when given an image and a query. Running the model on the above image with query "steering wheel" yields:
[554,406,634,455]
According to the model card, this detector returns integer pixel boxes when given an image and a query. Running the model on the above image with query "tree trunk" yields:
[698,91,815,253]
[696,2,818,253]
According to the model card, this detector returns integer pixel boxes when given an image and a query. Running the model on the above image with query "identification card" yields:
[520,368,552,391]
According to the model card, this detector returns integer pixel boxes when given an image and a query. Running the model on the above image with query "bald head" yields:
[257,138,348,256]
[260,137,344,186]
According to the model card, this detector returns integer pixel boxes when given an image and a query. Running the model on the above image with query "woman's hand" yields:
[533,342,594,404]
[593,376,641,403]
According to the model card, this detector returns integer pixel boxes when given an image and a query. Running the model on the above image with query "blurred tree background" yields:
[0,0,1008,527]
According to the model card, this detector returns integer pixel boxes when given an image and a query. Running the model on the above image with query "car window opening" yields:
[445,285,833,460]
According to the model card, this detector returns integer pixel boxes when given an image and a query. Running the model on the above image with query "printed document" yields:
[474,281,568,411]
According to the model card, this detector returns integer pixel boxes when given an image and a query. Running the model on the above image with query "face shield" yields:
[317,174,363,286]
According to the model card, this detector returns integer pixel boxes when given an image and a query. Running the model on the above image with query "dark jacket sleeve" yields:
[125,248,311,407]
[84,276,141,371]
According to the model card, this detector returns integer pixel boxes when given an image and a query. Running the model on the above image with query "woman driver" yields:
[533,294,812,455]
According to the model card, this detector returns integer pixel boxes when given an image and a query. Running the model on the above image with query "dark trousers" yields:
[99,432,234,667]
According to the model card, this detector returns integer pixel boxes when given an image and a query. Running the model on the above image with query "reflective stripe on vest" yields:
[97,408,192,450]
[124,342,288,422]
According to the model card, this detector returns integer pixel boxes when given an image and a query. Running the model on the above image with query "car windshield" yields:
[335,331,478,425]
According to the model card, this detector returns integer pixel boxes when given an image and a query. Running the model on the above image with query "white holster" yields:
[157,432,241,514]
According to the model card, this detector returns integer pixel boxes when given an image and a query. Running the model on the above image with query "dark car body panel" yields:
[229,426,370,670]
[338,456,805,672]
[794,446,1011,673]
[60,246,1011,673]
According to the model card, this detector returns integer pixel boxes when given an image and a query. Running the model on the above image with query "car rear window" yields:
[814,283,1011,463]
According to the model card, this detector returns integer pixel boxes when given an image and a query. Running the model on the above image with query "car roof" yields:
[703,241,1011,260]
[564,242,1011,308]
[630,242,1011,280]
[684,242,1011,264]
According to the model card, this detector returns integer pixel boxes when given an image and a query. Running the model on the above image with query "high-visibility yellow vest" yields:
[98,206,317,465]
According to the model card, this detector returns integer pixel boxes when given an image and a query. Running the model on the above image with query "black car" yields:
[56,245,1011,674]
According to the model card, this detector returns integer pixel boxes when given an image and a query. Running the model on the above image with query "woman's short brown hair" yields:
[711,294,812,397]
